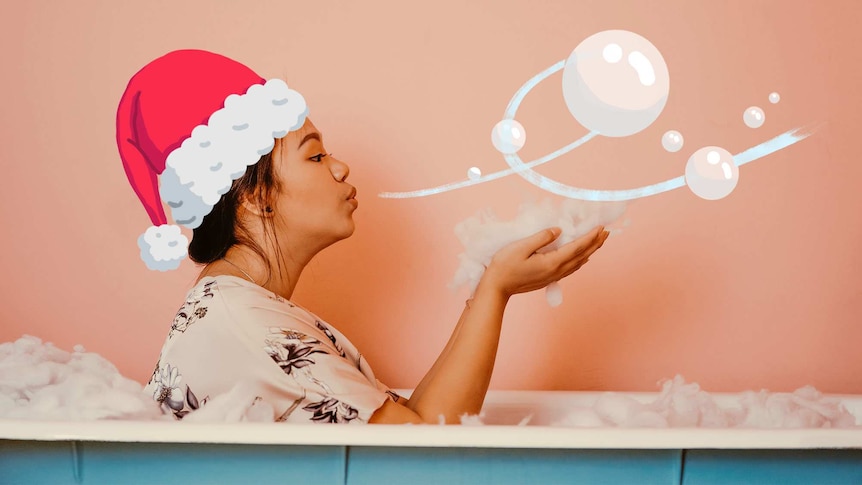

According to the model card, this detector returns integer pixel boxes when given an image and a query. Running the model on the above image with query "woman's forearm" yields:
[373,227,608,425]
[405,304,466,412]
[405,280,509,423]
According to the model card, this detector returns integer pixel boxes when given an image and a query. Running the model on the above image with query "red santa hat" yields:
[116,49,308,270]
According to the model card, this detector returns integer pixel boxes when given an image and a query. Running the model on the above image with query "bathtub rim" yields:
[0,389,862,449]
[2,389,861,450]
[1,419,861,450]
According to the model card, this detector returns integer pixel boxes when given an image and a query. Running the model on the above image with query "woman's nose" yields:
[329,156,350,182]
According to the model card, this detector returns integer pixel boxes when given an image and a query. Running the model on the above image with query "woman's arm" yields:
[370,225,609,424]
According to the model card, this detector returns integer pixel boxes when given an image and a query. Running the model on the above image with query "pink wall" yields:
[1,0,860,394]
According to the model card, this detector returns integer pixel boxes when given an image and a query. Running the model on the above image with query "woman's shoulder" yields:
[190,275,286,306]
[168,275,368,379]
[167,275,312,349]
[193,275,322,329]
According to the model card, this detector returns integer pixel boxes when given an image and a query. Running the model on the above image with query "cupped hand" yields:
[480,225,609,298]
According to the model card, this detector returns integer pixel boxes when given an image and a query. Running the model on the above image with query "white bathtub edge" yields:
[1,420,860,450]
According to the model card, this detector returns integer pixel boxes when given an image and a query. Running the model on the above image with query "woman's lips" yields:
[346,187,358,208]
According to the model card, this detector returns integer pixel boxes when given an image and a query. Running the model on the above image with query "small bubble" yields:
[743,106,765,128]
[685,146,739,200]
[491,119,527,154]
[467,167,482,180]
[769,92,780,104]
[661,130,684,152]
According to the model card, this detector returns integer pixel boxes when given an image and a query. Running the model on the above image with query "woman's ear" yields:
[240,138,280,218]
[240,195,274,218]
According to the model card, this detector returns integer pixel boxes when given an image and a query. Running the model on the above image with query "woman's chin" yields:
[343,223,356,239]
[336,221,356,241]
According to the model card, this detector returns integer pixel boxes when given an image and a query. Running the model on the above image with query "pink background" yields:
[1,0,860,393]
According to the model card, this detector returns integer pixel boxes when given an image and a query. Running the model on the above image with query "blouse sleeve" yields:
[148,281,392,424]
[258,325,391,423]
[222,286,392,424]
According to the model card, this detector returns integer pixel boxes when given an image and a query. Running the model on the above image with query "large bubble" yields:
[562,30,670,137]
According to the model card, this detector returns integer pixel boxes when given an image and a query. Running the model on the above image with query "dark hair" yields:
[188,139,285,282]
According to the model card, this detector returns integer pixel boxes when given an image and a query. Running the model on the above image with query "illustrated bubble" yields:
[743,106,765,128]
[769,92,780,104]
[491,119,527,154]
[562,30,670,137]
[685,146,739,200]
[662,130,684,152]
[467,167,482,180]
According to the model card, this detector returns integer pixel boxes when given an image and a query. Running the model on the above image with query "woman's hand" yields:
[480,225,609,298]
[378,225,609,424]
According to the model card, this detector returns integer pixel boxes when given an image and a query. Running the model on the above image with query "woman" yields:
[119,50,608,424]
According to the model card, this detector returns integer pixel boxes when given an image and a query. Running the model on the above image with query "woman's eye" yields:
[309,153,330,163]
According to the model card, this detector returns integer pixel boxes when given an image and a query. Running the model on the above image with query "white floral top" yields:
[143,275,400,423]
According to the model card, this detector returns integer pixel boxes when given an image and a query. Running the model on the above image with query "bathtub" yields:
[1,390,861,485]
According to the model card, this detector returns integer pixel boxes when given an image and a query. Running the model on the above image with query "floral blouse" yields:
[143,275,400,423]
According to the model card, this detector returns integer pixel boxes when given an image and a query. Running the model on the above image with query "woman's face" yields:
[269,118,358,250]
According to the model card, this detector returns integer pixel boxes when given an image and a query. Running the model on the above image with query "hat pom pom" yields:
[137,224,189,271]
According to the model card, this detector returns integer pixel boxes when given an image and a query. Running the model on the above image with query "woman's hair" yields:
[188,138,285,282]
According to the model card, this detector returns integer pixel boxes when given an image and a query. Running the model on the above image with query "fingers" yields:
[555,225,605,260]
[548,226,609,274]
[577,229,609,263]
[517,227,562,255]
[560,260,586,279]
[489,224,610,297]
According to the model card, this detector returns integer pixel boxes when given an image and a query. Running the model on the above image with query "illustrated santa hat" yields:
[116,49,308,270]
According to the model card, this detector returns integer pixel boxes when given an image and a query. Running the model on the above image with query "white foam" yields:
[181,380,276,423]
[0,336,165,421]
[552,375,858,429]
[450,198,627,305]
[1,337,857,428]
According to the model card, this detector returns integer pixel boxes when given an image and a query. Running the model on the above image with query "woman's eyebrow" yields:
[298,132,322,148]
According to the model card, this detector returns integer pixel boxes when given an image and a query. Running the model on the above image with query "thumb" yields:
[519,227,561,254]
